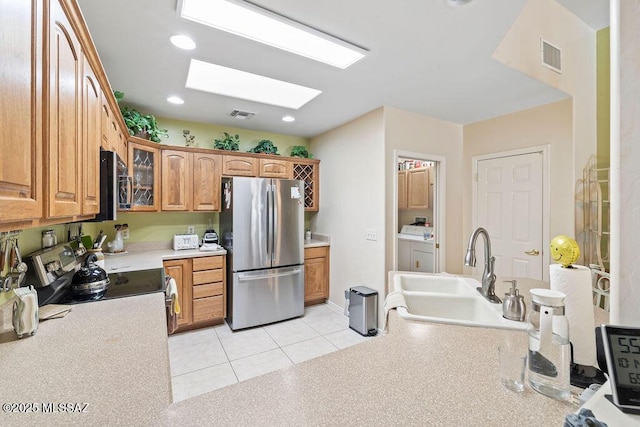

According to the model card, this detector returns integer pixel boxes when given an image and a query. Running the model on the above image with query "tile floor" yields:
[169,303,376,402]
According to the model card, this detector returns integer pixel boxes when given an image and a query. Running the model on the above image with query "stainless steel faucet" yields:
[464,227,501,304]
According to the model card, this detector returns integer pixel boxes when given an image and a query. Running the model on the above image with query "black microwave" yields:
[91,149,132,222]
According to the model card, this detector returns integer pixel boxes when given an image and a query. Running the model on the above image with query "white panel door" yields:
[477,153,543,279]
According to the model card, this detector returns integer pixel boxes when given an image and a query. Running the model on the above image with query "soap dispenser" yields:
[502,280,526,321]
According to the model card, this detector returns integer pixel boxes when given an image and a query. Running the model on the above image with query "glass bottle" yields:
[527,288,571,401]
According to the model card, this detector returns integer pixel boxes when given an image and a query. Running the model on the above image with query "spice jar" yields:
[42,230,57,248]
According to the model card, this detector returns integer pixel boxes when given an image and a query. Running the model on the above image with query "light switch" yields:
[366,229,377,241]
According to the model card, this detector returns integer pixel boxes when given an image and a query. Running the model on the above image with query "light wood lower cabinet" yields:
[304,246,330,305]
[164,255,226,334]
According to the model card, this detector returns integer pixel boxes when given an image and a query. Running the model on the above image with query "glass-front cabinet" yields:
[127,139,159,211]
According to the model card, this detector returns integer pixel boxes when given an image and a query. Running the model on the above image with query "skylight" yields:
[185,59,322,109]
[179,0,366,69]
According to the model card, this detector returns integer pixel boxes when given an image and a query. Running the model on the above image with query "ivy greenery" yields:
[248,139,279,155]
[213,132,240,151]
[114,91,168,143]
[290,146,312,158]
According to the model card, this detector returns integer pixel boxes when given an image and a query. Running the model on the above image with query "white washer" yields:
[398,225,435,273]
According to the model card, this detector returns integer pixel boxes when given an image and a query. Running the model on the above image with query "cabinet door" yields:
[407,168,429,209]
[304,247,329,303]
[164,259,192,328]
[222,155,258,177]
[398,171,408,209]
[193,152,221,211]
[398,239,411,271]
[81,55,101,215]
[161,150,192,211]
[0,0,43,224]
[259,158,292,178]
[411,248,434,273]
[47,0,82,218]
[128,141,159,211]
[100,93,112,151]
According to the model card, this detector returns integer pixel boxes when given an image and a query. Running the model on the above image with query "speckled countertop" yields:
[0,270,616,426]
[0,293,171,426]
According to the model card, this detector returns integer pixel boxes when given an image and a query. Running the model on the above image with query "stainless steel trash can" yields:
[348,286,378,336]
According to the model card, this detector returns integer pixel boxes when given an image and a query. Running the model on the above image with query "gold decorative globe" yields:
[550,235,580,267]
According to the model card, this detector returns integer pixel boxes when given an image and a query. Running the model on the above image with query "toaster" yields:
[173,234,199,251]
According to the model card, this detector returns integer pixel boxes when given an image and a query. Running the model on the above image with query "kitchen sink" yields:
[393,273,528,331]
[395,274,476,295]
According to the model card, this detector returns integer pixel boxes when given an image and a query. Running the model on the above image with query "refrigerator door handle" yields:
[266,183,273,260]
[272,183,278,264]
[237,268,302,282]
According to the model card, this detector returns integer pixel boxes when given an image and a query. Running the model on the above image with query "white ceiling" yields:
[76,0,607,138]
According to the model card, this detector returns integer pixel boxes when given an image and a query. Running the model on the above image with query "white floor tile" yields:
[213,321,233,338]
[264,318,321,347]
[230,349,293,382]
[219,327,278,361]
[168,332,228,376]
[281,336,338,364]
[303,304,334,318]
[171,363,238,403]
[302,311,350,335]
[323,328,372,349]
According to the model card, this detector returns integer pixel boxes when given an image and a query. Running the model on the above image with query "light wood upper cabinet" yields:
[292,159,320,212]
[81,54,101,215]
[398,170,408,209]
[193,152,221,211]
[398,167,429,210]
[407,167,429,209]
[222,155,258,177]
[128,139,160,211]
[0,0,43,225]
[47,1,82,218]
[259,158,292,179]
[161,150,192,211]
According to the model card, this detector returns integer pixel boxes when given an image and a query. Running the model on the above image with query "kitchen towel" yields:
[165,277,180,316]
[383,291,408,332]
[550,263,596,367]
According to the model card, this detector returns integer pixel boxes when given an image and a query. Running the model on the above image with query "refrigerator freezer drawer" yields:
[228,266,304,330]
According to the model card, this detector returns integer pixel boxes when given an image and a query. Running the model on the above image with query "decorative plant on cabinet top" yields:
[213,132,240,151]
[114,91,168,143]
[248,139,279,155]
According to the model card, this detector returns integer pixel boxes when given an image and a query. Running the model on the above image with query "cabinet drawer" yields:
[192,256,224,271]
[305,246,328,260]
[193,295,224,323]
[193,269,224,285]
[193,282,224,299]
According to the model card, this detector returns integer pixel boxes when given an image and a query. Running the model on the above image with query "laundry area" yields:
[397,158,437,273]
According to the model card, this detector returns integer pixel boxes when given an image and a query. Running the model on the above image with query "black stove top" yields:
[36,268,165,306]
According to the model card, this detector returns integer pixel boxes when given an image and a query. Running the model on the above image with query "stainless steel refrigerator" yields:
[220,177,305,330]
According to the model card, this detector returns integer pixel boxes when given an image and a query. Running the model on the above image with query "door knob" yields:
[524,249,540,256]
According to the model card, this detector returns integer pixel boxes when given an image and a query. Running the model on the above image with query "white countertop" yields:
[104,245,227,273]
[0,271,621,426]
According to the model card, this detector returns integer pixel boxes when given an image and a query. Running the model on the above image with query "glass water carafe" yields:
[527,289,571,401]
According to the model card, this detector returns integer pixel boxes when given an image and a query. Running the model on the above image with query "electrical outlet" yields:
[187,225,195,234]
[121,228,130,240]
[366,229,377,241]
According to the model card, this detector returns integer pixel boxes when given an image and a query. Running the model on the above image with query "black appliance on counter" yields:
[23,243,164,306]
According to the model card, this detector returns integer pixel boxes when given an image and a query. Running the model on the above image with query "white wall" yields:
[493,0,597,223]
[310,108,387,319]
[384,107,464,277]
[610,0,640,326]
[462,99,574,275]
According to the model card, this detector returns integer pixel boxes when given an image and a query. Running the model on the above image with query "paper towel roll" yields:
[549,264,596,366]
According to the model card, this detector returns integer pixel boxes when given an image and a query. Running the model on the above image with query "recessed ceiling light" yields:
[167,96,185,104]
[178,0,366,69]
[444,0,474,7]
[186,59,321,109]
[282,115,295,122]
[170,34,196,50]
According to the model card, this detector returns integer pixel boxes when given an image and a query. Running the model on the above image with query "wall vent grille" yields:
[541,39,562,73]
[229,109,255,120]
